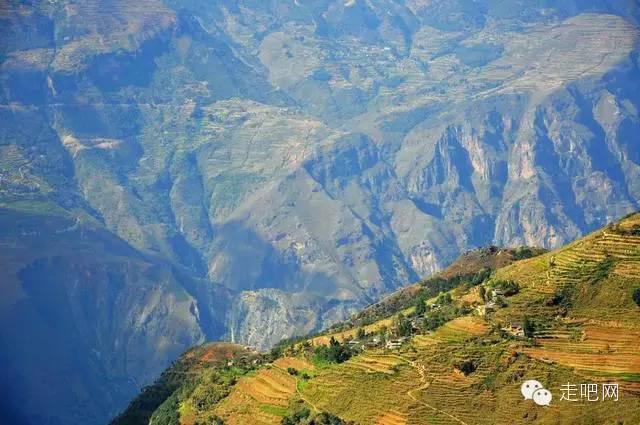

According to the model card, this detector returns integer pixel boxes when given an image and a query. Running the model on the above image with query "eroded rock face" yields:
[1,1,639,423]
[0,210,228,424]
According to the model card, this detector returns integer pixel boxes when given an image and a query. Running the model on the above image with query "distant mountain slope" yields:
[2,1,640,423]
[323,245,546,334]
[0,203,230,424]
[120,212,640,424]
[111,343,254,425]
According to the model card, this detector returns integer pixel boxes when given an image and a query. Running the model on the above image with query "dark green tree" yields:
[494,280,520,296]
[281,407,311,425]
[394,313,412,337]
[436,292,453,305]
[523,316,535,338]
[478,286,486,302]
[633,288,640,307]
[415,295,427,316]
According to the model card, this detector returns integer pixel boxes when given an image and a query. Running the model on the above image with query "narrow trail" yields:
[390,354,470,425]
[272,363,321,413]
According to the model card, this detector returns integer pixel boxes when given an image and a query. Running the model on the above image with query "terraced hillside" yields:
[119,213,640,424]
[2,1,640,423]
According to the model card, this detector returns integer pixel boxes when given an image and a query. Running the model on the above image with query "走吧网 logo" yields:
[521,380,552,406]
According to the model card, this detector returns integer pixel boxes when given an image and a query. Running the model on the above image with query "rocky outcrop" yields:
[0,208,228,424]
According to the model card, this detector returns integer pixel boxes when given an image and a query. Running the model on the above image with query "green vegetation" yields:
[454,359,477,376]
[261,405,289,417]
[327,262,497,333]
[609,221,640,236]
[511,246,543,260]
[523,316,535,338]
[633,288,640,307]
[422,304,459,332]
[281,406,354,425]
[149,366,248,425]
[111,358,193,425]
[114,344,262,425]
[415,294,428,315]
[589,256,616,284]
[392,313,412,337]
[189,370,238,411]
[313,337,353,364]
[435,291,453,305]
[116,214,640,425]
[491,280,520,296]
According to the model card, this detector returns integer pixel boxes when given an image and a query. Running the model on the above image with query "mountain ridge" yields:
[2,1,640,423]
[114,211,640,424]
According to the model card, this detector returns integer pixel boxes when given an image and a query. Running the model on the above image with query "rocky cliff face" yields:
[0,207,231,423]
[1,1,640,423]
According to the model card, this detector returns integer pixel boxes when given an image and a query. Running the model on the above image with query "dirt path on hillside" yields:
[272,363,321,413]
[390,354,470,425]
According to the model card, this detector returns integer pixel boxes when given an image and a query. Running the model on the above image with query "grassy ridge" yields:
[114,214,640,424]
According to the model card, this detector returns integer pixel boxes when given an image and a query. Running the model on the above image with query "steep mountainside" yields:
[1,1,640,424]
[119,212,640,425]
[323,245,546,334]
[0,203,230,424]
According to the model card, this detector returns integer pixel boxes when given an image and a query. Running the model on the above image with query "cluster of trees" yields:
[512,246,546,260]
[271,335,317,360]
[330,268,494,333]
[523,316,535,338]
[150,366,246,425]
[435,292,453,305]
[492,280,520,296]
[633,288,640,307]
[421,309,451,331]
[608,219,640,236]
[589,256,615,284]
[112,355,201,425]
[477,279,519,309]
[313,337,354,364]
[415,294,428,315]
[387,286,472,337]
[190,369,238,411]
[282,407,354,425]
[392,313,413,337]
[454,360,477,376]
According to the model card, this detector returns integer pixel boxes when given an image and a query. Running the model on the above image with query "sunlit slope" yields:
[309,245,544,346]
[290,216,640,424]
[492,212,640,389]
[118,213,640,424]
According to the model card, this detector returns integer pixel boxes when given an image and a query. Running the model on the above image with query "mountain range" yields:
[114,212,640,424]
[1,1,639,424]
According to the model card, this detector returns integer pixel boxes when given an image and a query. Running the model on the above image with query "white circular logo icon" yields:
[521,380,543,400]
[532,388,552,406]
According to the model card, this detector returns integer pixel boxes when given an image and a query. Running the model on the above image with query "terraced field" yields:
[375,410,408,425]
[308,310,410,346]
[523,325,640,383]
[120,214,640,425]
[300,214,640,424]
[213,365,296,424]
[345,354,405,375]
[431,316,489,343]
[494,216,640,324]
[301,352,419,425]
[489,214,640,398]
